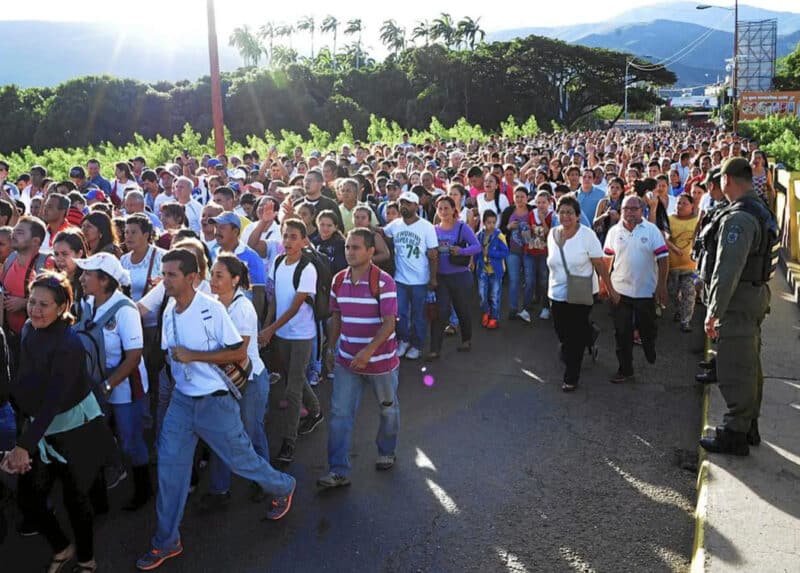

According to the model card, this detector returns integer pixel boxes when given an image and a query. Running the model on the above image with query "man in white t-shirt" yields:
[603,195,669,384]
[258,219,323,465]
[382,191,439,360]
[136,248,296,571]
[174,176,203,235]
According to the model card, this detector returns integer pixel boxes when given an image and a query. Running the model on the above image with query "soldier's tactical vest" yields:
[696,196,779,286]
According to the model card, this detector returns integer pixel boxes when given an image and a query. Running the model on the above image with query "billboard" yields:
[740,91,800,120]
[666,96,718,109]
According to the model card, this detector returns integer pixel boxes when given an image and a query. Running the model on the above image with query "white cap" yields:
[73,253,131,287]
[398,191,420,204]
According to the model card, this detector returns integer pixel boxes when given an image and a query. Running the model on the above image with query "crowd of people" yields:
[0,126,777,570]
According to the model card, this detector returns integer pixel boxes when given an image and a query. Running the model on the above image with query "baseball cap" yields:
[398,191,420,204]
[232,169,247,180]
[310,150,321,158]
[704,167,721,187]
[720,157,752,179]
[207,158,221,168]
[73,253,131,287]
[85,189,107,202]
[246,182,265,194]
[69,166,86,178]
[208,211,242,229]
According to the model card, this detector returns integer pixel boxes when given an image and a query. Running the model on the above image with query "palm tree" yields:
[321,15,340,69]
[380,19,406,55]
[272,45,298,68]
[411,20,432,46]
[297,15,316,59]
[431,13,456,49]
[275,23,294,49]
[456,17,485,50]
[344,19,363,69]
[229,25,262,67]
[258,22,276,66]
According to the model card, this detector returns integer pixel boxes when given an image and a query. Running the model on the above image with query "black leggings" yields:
[430,271,474,353]
[550,300,593,385]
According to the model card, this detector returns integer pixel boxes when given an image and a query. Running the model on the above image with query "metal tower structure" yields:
[737,19,778,93]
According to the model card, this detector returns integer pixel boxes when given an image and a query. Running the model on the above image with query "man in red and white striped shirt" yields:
[318,228,400,489]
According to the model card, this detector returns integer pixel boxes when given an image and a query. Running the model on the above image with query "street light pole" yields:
[207,0,225,156]
[697,2,738,132]
[732,0,739,134]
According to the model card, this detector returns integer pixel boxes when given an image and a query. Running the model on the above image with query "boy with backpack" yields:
[259,219,324,465]
[474,210,509,330]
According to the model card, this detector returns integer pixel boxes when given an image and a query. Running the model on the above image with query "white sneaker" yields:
[539,308,551,320]
[517,309,532,323]
[397,341,410,358]
[404,347,421,360]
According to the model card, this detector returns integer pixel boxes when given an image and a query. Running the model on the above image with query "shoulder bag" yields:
[555,228,594,306]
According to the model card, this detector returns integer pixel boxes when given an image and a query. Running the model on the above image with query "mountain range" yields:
[0,2,798,89]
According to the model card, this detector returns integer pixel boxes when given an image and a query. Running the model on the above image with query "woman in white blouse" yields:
[547,194,618,392]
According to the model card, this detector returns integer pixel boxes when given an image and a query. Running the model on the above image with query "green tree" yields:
[275,23,295,49]
[431,13,456,49]
[272,46,299,68]
[456,17,485,50]
[258,22,276,66]
[344,19,364,69]
[380,20,406,55]
[229,25,262,67]
[297,16,316,59]
[774,42,800,91]
[321,16,340,70]
[412,20,432,46]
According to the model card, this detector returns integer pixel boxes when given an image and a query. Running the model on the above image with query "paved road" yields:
[2,296,704,572]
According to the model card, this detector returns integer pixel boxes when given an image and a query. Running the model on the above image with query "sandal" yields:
[443,324,457,336]
[561,382,577,393]
[456,341,471,352]
[47,546,75,573]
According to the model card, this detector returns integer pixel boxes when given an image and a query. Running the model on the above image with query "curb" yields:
[690,336,712,573]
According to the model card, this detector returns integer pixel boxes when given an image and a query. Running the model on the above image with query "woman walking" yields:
[547,195,618,392]
[8,272,113,572]
[427,196,480,359]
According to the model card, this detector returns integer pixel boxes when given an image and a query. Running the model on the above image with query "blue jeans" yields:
[305,321,324,381]
[153,389,294,550]
[506,252,535,312]
[477,273,503,319]
[396,282,428,349]
[532,254,550,308]
[0,401,15,451]
[328,364,399,476]
[208,369,270,494]
[112,397,149,467]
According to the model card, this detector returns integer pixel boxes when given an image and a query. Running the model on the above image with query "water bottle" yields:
[425,290,438,322]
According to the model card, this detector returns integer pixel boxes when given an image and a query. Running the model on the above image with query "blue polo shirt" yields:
[576,186,605,225]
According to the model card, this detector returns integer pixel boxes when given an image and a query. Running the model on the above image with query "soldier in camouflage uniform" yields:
[700,157,774,456]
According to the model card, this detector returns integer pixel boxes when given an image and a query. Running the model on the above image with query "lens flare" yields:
[423,374,435,387]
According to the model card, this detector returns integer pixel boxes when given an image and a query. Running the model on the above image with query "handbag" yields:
[555,228,595,306]
[448,222,471,267]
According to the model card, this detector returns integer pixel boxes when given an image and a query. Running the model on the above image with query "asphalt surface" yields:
[1,294,704,573]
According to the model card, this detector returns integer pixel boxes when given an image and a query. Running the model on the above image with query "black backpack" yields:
[274,247,333,320]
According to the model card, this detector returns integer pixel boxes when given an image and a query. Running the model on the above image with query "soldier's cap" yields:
[720,157,752,179]
[704,166,721,187]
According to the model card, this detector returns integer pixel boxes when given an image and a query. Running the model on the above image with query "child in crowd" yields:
[474,210,509,329]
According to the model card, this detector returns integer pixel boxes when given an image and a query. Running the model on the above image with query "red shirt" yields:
[1,252,55,333]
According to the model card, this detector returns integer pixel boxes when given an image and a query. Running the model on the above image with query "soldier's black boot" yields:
[695,370,718,384]
[747,419,761,446]
[700,427,749,456]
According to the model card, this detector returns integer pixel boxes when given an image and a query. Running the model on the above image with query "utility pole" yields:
[623,60,631,126]
[207,0,225,156]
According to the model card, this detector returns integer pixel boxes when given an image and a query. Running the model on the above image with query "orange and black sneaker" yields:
[266,479,296,520]
[136,541,183,571]
[481,313,490,327]
[486,319,499,330]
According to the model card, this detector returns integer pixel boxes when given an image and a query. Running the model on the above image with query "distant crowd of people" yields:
[0,126,775,570]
